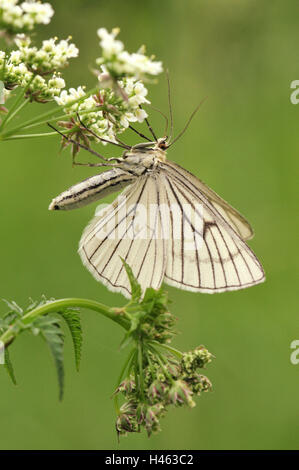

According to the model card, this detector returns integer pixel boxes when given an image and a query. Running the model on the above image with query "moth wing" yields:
[160,163,265,293]
[79,174,167,298]
[163,160,254,240]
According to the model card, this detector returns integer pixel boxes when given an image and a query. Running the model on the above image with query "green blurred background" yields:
[0,0,298,450]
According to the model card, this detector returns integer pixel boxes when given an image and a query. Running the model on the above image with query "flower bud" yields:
[168,380,195,408]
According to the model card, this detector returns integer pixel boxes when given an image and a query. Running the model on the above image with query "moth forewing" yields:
[49,168,136,211]
[78,174,167,298]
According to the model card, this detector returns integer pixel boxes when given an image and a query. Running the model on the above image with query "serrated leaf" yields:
[60,309,82,371]
[4,347,17,385]
[121,258,142,302]
[37,316,65,400]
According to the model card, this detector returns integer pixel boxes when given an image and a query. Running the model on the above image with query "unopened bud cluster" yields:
[115,346,212,437]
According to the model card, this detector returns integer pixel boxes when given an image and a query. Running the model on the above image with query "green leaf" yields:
[4,347,17,385]
[35,316,65,400]
[60,309,82,371]
[141,287,168,316]
[121,258,142,302]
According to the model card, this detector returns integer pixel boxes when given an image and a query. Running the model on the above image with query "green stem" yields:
[0,75,35,131]
[147,344,175,383]
[4,98,29,126]
[0,87,25,131]
[138,341,145,400]
[0,86,98,139]
[0,297,130,346]
[22,107,101,131]
[3,130,73,140]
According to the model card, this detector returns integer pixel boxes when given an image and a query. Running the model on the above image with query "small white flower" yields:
[120,111,137,128]
[135,107,148,122]
[48,76,65,89]
[9,49,21,63]
[22,2,54,25]
[55,86,86,107]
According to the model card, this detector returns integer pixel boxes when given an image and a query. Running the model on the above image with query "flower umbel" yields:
[96,27,163,80]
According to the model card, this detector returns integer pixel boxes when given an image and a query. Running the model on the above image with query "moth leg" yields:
[76,113,130,151]
[73,161,118,168]
[48,123,112,163]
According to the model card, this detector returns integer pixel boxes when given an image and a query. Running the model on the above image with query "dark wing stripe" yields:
[89,179,147,261]
[164,186,175,279]
[207,224,227,286]
[169,177,216,288]
[166,167,262,268]
[161,165,264,292]
[170,178,216,287]
[155,176,167,288]
[214,224,241,287]
[166,176,203,286]
[161,160,253,240]
[82,245,131,295]
[229,233,255,282]
[163,162,252,241]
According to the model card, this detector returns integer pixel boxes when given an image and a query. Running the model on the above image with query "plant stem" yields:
[138,341,145,400]
[147,344,175,383]
[0,87,24,131]
[0,75,35,131]
[4,97,29,126]
[0,86,98,139]
[3,130,72,140]
[0,297,130,346]
[22,106,101,131]
[113,347,136,414]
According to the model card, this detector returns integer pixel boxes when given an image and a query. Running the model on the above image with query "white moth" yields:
[49,136,265,298]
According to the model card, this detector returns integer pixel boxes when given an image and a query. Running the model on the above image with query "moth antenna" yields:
[147,104,169,137]
[166,70,174,142]
[48,123,112,163]
[76,113,130,150]
[140,105,157,141]
[169,96,207,147]
[128,125,152,142]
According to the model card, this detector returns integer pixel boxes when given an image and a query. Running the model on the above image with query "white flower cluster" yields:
[54,77,151,144]
[0,0,54,34]
[96,28,163,80]
[0,31,78,101]
[14,35,79,74]
[0,49,66,101]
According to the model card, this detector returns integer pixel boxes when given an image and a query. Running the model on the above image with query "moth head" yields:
[156,136,169,151]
